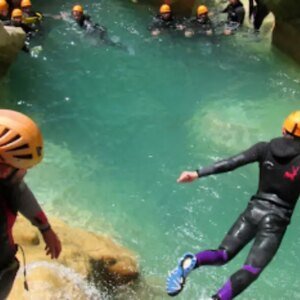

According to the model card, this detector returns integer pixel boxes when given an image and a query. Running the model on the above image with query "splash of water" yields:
[18,261,106,300]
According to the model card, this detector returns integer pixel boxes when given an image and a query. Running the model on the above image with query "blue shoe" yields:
[166,252,197,297]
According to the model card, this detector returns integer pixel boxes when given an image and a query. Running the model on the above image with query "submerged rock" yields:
[0,22,25,77]
[8,216,139,299]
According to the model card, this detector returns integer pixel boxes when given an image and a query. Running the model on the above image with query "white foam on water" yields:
[18,261,106,300]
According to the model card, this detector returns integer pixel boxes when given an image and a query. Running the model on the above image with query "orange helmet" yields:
[0,0,8,11]
[283,111,300,137]
[72,4,83,13]
[21,0,31,8]
[0,110,43,169]
[11,8,22,18]
[160,4,171,14]
[197,5,208,16]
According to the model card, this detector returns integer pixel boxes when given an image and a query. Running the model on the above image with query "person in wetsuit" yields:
[71,5,106,40]
[149,4,182,37]
[166,111,300,299]
[222,0,245,35]
[0,0,9,22]
[20,0,42,30]
[249,0,270,32]
[0,109,61,299]
[184,5,213,38]
[7,8,36,52]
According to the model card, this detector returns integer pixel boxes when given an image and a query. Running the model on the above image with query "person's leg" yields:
[253,3,270,31]
[213,214,288,300]
[0,258,20,300]
[166,208,257,296]
[195,211,257,268]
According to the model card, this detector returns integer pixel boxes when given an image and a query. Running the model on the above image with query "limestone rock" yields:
[8,216,139,299]
[0,22,25,77]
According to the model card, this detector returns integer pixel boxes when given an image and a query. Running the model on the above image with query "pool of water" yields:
[1,0,300,299]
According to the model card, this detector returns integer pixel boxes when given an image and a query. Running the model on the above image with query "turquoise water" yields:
[1,0,300,299]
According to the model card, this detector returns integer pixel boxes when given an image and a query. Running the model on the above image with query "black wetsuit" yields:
[249,0,270,31]
[186,15,213,35]
[0,179,50,299]
[222,0,245,30]
[76,14,106,40]
[149,14,180,32]
[195,136,300,299]
[0,15,10,22]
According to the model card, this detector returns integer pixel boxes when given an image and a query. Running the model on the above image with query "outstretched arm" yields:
[178,142,267,183]
[15,182,62,259]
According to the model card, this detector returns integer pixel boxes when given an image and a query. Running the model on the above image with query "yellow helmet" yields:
[72,4,83,13]
[21,0,31,8]
[11,8,22,18]
[197,5,208,16]
[283,111,300,137]
[159,4,171,14]
[0,110,43,169]
[0,0,8,11]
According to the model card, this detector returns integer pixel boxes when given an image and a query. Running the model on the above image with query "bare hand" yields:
[176,24,185,31]
[224,29,232,36]
[177,171,198,183]
[151,29,160,36]
[184,29,194,38]
[42,228,62,259]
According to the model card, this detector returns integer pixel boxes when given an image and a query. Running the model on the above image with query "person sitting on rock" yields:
[222,0,245,35]
[184,5,213,38]
[149,4,183,36]
[0,109,62,299]
[0,0,9,22]
[20,0,43,29]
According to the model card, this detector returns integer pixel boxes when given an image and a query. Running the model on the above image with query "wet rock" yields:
[9,216,139,299]
[0,22,25,77]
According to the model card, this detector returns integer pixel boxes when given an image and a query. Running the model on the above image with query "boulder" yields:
[8,216,139,299]
[0,22,25,77]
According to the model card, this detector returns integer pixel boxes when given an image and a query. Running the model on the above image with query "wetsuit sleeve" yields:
[197,142,267,177]
[235,6,245,24]
[222,5,229,13]
[15,181,50,231]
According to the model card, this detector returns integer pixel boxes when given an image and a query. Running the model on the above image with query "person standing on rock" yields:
[249,0,270,32]
[166,111,300,299]
[0,109,61,299]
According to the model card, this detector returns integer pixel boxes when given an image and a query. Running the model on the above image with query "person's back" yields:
[256,135,300,208]
[166,111,300,300]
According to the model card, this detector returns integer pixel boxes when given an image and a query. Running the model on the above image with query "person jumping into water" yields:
[167,111,300,299]
[0,110,61,299]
